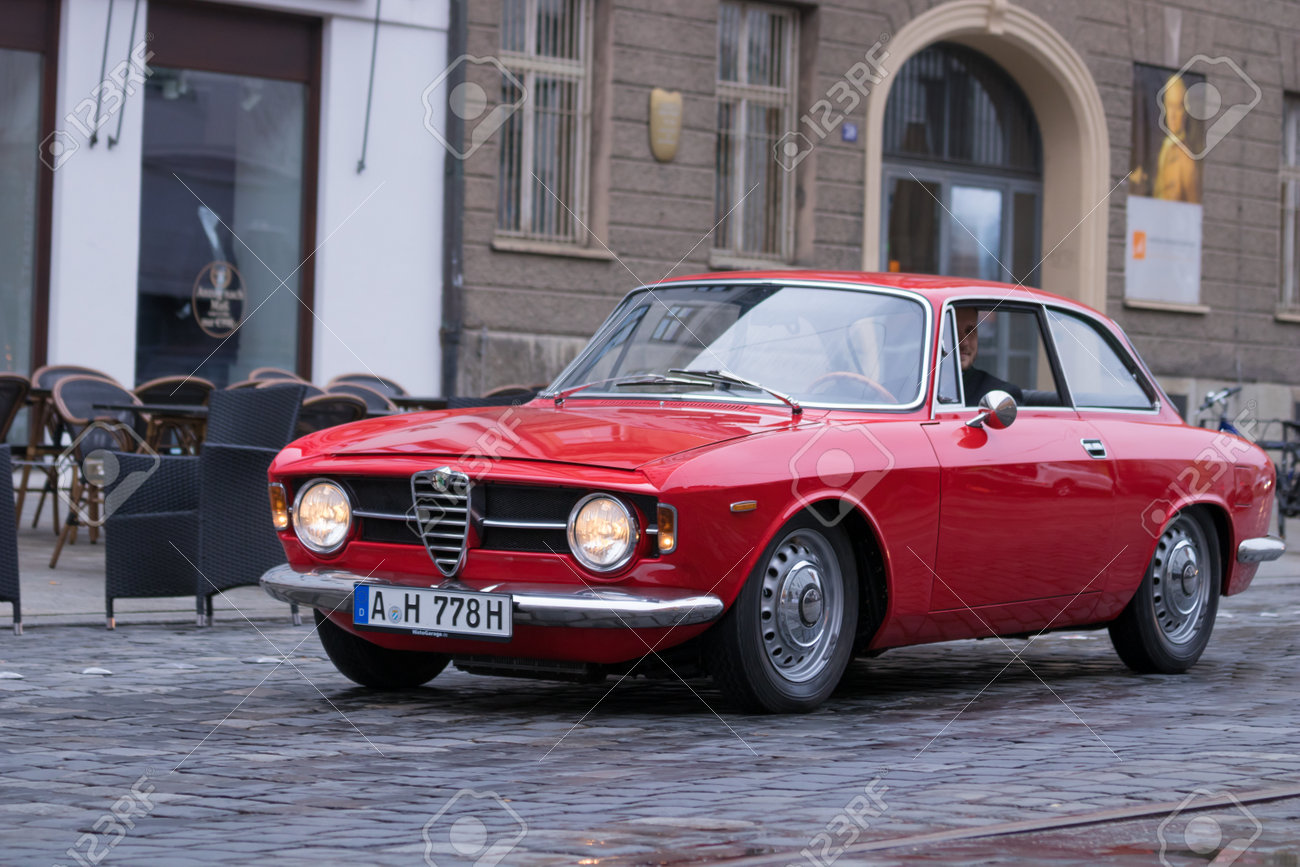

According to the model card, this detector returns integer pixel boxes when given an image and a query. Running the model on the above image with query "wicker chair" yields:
[248,367,304,382]
[0,446,21,634]
[47,376,143,568]
[18,365,117,532]
[0,374,30,443]
[327,383,396,414]
[103,384,305,628]
[260,379,324,399]
[296,394,367,437]
[134,376,215,454]
[326,373,407,398]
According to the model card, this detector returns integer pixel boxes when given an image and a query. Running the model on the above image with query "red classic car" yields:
[261,272,1284,712]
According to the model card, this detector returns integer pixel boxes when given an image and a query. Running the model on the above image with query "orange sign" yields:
[1132,230,1147,260]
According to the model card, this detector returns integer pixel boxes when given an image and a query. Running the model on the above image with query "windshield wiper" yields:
[669,369,801,417]
[551,373,712,406]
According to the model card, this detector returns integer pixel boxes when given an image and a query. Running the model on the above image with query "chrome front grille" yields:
[410,466,471,576]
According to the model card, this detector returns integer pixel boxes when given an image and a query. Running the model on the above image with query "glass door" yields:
[883,168,1040,286]
[136,68,306,386]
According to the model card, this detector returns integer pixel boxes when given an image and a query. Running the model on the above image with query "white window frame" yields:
[1283,94,1300,310]
[714,1,799,262]
[497,0,591,245]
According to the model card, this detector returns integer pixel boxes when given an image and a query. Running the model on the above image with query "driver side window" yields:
[953,304,1064,408]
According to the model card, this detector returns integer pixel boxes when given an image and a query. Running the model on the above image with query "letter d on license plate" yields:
[353,583,512,639]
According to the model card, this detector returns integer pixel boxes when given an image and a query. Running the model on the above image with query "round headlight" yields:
[567,494,638,572]
[293,479,352,554]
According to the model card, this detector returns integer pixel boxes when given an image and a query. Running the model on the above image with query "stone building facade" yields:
[452,0,1300,424]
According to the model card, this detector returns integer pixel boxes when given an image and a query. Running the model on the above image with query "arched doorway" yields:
[862,0,1110,309]
[882,43,1042,285]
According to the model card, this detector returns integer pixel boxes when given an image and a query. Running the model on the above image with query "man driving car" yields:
[956,307,1023,405]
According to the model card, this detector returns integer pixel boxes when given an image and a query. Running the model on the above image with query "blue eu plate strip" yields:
[354,584,370,624]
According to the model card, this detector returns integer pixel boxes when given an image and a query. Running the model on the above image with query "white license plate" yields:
[352,583,512,639]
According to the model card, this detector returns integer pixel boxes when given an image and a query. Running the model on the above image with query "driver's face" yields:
[956,309,980,370]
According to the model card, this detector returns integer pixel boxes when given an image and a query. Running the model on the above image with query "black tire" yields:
[1109,509,1220,673]
[314,610,449,689]
[706,515,858,713]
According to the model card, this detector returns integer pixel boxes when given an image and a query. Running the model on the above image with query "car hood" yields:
[305,401,801,471]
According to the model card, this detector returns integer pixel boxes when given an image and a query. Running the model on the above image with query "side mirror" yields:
[966,390,1017,430]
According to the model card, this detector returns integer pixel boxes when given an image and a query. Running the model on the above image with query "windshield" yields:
[551,283,929,407]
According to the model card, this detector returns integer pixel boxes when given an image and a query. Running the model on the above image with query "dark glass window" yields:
[883,42,1041,176]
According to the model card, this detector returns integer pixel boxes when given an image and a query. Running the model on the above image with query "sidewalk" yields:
[6,492,291,629]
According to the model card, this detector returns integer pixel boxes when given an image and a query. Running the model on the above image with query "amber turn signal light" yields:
[268,482,289,530]
[657,504,677,554]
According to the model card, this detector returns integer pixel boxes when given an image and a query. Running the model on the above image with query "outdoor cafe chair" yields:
[0,374,30,444]
[103,384,305,628]
[134,375,215,453]
[18,365,118,532]
[0,446,21,634]
[326,373,407,398]
[327,382,397,414]
[47,376,143,568]
[296,394,366,438]
[249,367,305,382]
[260,379,324,399]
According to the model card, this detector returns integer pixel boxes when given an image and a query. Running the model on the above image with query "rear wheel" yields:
[314,610,449,688]
[1109,510,1220,673]
[707,515,858,713]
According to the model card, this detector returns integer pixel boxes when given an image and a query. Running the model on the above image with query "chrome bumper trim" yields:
[1237,536,1285,564]
[259,564,724,629]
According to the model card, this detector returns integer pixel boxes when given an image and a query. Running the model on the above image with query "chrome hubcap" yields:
[1151,518,1211,645]
[760,531,843,683]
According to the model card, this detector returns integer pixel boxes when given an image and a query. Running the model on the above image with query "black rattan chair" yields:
[103,384,305,628]
[0,446,21,634]
[134,375,215,406]
[326,373,407,397]
[328,383,397,413]
[260,379,324,399]
[0,374,29,443]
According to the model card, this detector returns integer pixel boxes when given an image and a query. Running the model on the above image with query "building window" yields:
[714,1,798,261]
[1283,94,1300,310]
[497,0,590,244]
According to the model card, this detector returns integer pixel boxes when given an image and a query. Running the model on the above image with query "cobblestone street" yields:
[2,558,1298,866]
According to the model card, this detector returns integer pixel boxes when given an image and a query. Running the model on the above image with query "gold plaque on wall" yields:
[649,87,683,162]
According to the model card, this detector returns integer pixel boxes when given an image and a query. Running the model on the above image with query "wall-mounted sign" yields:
[649,87,683,162]
[192,260,246,338]
[1125,63,1205,305]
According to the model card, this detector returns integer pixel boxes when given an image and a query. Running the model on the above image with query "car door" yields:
[921,302,1118,625]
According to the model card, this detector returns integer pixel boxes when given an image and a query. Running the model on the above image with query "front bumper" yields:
[259,564,725,629]
[1237,536,1286,564]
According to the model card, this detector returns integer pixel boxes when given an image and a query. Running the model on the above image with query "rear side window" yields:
[1046,310,1154,410]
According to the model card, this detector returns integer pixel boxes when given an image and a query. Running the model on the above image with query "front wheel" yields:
[1109,510,1220,673]
[706,515,858,713]
[315,610,449,688]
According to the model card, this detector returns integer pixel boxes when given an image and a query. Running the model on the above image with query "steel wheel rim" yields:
[759,529,844,683]
[1150,516,1211,646]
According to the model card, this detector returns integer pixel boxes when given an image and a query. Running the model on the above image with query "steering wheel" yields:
[807,371,897,404]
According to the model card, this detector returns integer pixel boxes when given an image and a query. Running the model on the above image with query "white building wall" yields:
[46,0,449,392]
[48,0,146,386]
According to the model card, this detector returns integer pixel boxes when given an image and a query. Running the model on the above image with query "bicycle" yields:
[1197,386,1300,541]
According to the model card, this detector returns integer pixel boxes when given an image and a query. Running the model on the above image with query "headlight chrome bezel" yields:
[292,477,353,555]
[566,493,639,573]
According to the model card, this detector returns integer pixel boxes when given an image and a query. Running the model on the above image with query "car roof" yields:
[655,270,1092,314]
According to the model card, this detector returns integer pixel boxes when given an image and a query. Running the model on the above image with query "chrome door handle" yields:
[1081,438,1107,459]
